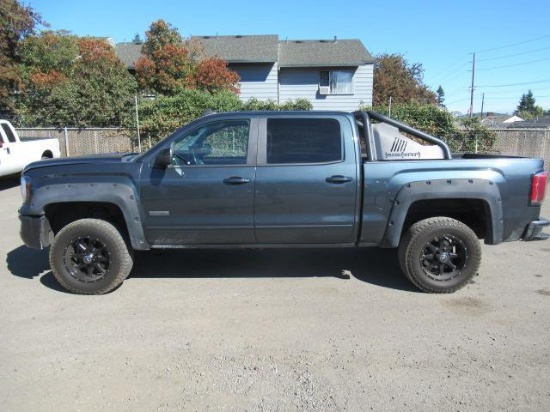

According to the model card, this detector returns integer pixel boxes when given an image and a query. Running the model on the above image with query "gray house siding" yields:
[278,65,373,111]
[229,63,279,102]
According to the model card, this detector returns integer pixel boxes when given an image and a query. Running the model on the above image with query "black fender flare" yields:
[381,178,504,248]
[24,180,149,250]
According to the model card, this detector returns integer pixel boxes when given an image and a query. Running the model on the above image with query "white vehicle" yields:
[0,120,61,177]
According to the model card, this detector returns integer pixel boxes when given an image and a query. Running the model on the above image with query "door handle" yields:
[223,176,251,185]
[326,175,352,184]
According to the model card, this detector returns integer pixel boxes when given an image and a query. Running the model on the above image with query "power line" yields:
[477,45,550,62]
[445,97,470,106]
[477,56,550,71]
[427,57,470,84]
[435,68,470,87]
[482,85,550,96]
[477,78,550,88]
[476,34,550,54]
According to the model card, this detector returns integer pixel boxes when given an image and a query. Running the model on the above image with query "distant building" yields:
[508,115,550,129]
[481,114,524,129]
[116,35,374,111]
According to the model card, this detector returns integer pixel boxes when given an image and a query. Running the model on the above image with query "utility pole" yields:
[469,52,476,118]
[480,93,485,119]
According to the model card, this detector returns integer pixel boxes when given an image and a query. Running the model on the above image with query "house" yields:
[480,114,524,128]
[502,115,524,124]
[116,35,374,111]
[507,115,550,129]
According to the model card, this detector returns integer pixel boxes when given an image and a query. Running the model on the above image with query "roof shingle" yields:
[279,39,374,67]
[115,35,374,69]
[194,35,279,63]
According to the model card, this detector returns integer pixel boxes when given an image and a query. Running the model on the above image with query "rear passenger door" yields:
[254,115,359,244]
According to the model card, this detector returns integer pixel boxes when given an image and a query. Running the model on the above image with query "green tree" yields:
[373,53,437,107]
[454,117,497,153]
[436,85,445,107]
[136,89,241,141]
[135,91,313,144]
[0,0,44,110]
[141,20,185,56]
[16,32,137,127]
[372,102,456,140]
[515,90,544,119]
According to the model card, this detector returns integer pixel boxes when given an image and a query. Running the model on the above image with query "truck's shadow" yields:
[7,246,417,293]
[130,248,417,292]
[5,245,66,292]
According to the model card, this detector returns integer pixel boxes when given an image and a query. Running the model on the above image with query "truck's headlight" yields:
[21,176,32,203]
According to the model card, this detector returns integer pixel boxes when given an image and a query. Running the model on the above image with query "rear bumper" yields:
[19,214,52,249]
[523,217,550,241]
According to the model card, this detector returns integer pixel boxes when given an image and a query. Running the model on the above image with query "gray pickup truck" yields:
[19,110,549,294]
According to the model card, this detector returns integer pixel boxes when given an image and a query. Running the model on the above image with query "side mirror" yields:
[153,148,172,169]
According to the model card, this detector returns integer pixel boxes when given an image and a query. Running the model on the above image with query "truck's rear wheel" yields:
[398,217,481,293]
[49,219,133,294]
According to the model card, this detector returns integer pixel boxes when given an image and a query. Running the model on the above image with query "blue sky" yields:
[28,0,550,114]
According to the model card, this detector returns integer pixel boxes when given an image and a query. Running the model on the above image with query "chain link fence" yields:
[15,126,550,171]
[16,128,139,157]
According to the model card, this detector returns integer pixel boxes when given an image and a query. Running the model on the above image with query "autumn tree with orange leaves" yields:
[0,0,44,112]
[135,20,239,95]
[17,31,136,127]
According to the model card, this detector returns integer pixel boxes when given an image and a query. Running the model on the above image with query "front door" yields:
[140,118,258,246]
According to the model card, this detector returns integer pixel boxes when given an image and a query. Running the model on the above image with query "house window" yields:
[320,70,354,95]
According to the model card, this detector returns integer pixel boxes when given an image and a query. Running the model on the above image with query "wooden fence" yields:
[492,129,550,171]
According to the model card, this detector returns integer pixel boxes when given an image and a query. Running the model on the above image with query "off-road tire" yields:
[398,217,481,293]
[49,219,133,294]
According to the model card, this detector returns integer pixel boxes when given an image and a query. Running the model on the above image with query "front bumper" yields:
[523,217,550,241]
[19,214,52,249]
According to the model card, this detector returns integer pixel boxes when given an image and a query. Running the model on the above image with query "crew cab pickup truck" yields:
[19,110,549,295]
[0,119,60,177]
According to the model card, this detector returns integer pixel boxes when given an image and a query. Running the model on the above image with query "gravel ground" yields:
[1,178,549,412]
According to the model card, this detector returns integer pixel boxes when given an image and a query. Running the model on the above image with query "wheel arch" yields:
[31,182,149,250]
[381,178,504,248]
[41,150,54,159]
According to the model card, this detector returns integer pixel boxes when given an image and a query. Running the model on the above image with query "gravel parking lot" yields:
[1,177,549,412]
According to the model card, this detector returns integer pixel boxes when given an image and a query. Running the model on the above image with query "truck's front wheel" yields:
[49,219,133,294]
[398,217,481,293]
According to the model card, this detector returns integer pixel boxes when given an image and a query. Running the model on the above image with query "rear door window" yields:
[266,118,342,164]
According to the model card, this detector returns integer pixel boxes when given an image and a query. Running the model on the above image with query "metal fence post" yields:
[64,127,70,157]
[94,130,99,154]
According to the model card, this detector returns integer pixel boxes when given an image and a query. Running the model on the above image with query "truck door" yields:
[139,117,258,246]
[254,116,359,244]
